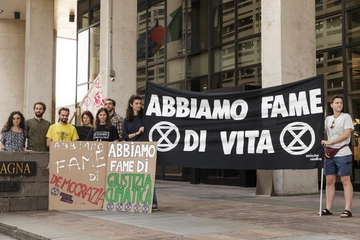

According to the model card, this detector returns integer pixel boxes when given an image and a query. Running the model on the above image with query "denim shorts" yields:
[324,155,352,176]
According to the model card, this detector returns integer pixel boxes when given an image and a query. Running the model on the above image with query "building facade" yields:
[0,0,360,192]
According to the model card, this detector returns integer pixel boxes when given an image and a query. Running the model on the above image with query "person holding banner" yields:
[86,107,118,142]
[46,107,79,146]
[320,95,354,218]
[0,111,27,151]
[122,95,158,210]
[105,98,123,141]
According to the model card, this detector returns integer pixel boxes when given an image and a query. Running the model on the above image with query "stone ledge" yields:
[0,222,49,240]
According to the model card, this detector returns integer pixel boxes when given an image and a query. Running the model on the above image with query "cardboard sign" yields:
[48,141,107,210]
[103,142,157,213]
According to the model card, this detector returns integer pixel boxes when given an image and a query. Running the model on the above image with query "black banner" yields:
[144,76,324,170]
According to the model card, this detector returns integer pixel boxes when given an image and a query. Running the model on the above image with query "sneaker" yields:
[152,204,158,211]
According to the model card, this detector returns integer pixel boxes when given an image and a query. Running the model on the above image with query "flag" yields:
[167,6,182,42]
[78,74,105,115]
[137,20,165,61]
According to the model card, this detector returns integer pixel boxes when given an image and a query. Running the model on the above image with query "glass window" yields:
[166,82,185,90]
[147,64,165,85]
[78,12,89,29]
[346,46,360,92]
[238,67,261,88]
[316,50,343,97]
[137,5,147,67]
[346,0,360,8]
[237,37,261,67]
[237,0,261,38]
[346,8,360,44]
[91,8,100,25]
[210,71,235,90]
[148,2,165,64]
[212,44,235,73]
[189,0,209,53]
[187,52,209,78]
[77,84,89,103]
[166,58,185,83]
[186,77,208,92]
[77,30,89,85]
[212,0,235,46]
[166,0,185,58]
[315,0,341,16]
[316,15,342,50]
[89,26,100,82]
[137,68,146,96]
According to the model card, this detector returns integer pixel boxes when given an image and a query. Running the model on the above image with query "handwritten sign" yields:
[103,142,157,213]
[48,141,107,210]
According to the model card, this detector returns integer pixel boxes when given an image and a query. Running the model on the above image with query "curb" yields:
[0,222,49,240]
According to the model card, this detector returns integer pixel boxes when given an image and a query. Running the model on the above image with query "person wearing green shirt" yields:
[25,102,51,152]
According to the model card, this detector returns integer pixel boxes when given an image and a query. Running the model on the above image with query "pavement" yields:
[0,180,360,240]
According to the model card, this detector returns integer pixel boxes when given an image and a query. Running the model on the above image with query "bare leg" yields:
[340,175,353,211]
[325,175,336,212]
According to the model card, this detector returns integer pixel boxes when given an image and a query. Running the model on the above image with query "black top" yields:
[86,124,119,142]
[75,126,93,141]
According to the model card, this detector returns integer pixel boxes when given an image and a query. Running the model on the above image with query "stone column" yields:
[257,0,318,195]
[100,0,137,116]
[24,0,55,122]
[0,20,25,126]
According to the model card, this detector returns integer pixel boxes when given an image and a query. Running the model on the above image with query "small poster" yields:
[103,142,157,213]
[48,141,107,210]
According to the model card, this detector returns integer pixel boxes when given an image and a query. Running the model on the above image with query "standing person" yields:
[122,95,158,210]
[320,95,354,218]
[86,107,118,141]
[68,108,94,141]
[46,107,79,146]
[0,111,27,151]
[25,102,51,151]
[105,98,123,141]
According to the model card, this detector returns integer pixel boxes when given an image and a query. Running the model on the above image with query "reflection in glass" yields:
[89,26,100,82]
[166,0,184,58]
[316,50,343,98]
[212,44,235,73]
[238,67,261,88]
[315,0,341,16]
[316,15,342,50]
[188,52,209,78]
[346,0,360,8]
[237,0,261,38]
[190,0,209,52]
[237,37,261,67]
[148,2,165,64]
[77,30,89,85]
[350,98,360,164]
[347,46,360,91]
[147,64,165,85]
[186,77,208,92]
[166,58,185,83]
[77,84,88,103]
[166,82,185,90]
[137,5,147,67]
[346,8,360,44]
[212,0,235,46]
[137,68,146,95]
[210,71,235,90]
[91,8,100,25]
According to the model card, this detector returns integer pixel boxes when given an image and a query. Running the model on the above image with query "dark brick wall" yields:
[0,151,49,212]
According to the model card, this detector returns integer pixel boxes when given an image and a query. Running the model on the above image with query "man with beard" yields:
[105,98,123,141]
[46,107,79,147]
[25,102,51,151]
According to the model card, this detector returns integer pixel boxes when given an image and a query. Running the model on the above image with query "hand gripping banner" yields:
[144,76,325,170]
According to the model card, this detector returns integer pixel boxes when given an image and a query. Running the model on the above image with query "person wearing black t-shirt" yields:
[87,107,118,142]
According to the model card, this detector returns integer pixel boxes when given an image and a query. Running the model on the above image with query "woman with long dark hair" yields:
[86,107,118,141]
[122,95,158,210]
[0,111,27,151]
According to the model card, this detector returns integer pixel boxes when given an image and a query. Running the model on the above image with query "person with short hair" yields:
[68,108,95,141]
[320,95,354,218]
[86,107,118,142]
[46,107,79,146]
[0,111,27,151]
[105,98,123,141]
[25,101,51,151]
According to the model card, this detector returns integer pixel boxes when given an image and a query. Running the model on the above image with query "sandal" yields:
[318,208,332,216]
[340,210,352,218]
